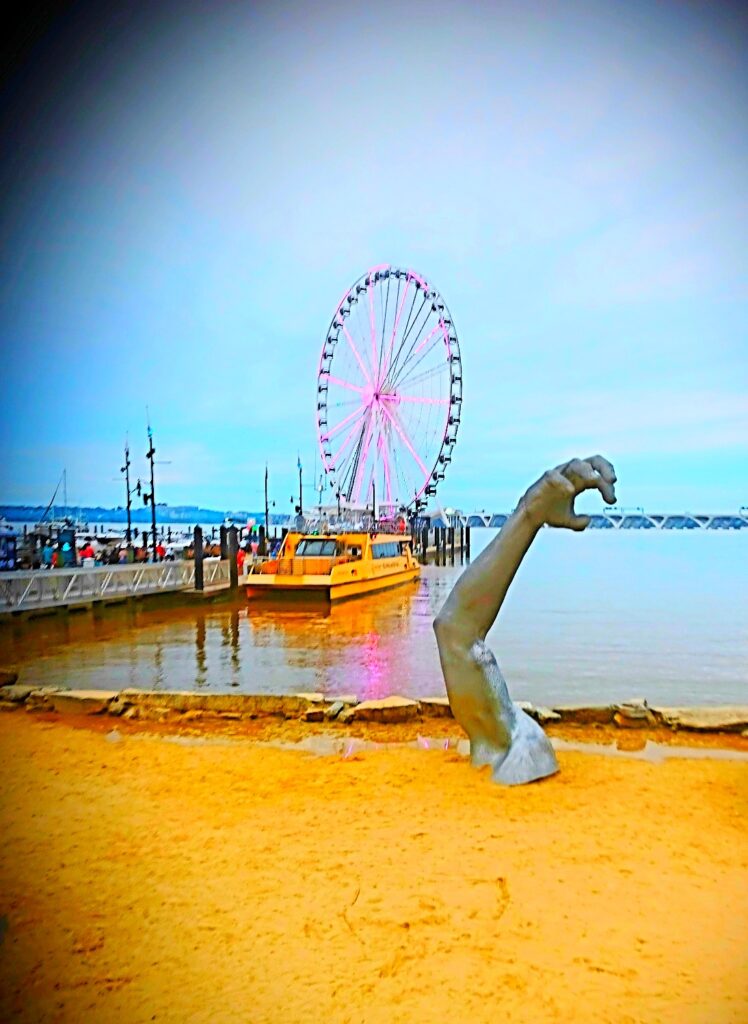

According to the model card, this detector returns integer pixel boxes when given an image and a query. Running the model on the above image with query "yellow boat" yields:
[246,530,420,602]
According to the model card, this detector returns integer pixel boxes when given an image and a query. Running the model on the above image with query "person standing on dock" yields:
[41,539,54,569]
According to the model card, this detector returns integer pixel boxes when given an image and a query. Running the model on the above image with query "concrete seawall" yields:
[1,674,746,733]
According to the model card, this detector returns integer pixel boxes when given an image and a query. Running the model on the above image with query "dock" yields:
[0,560,234,617]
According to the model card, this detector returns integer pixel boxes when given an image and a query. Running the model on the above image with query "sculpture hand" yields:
[519,455,617,531]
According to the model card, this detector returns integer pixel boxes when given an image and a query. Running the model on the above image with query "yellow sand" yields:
[0,713,746,1024]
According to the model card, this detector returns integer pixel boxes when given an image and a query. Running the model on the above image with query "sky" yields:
[1,0,746,515]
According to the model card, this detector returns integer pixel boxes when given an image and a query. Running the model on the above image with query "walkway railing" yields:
[0,560,230,614]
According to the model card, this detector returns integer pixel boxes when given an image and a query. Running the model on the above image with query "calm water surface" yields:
[2,531,746,706]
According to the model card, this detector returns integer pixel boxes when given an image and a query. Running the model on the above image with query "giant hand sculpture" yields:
[433,456,617,785]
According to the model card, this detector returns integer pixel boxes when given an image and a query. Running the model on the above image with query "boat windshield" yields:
[295,539,339,557]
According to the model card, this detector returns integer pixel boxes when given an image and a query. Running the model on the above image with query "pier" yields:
[0,560,232,617]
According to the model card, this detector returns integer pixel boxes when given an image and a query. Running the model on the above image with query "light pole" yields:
[120,441,136,545]
[264,464,270,538]
[141,424,157,562]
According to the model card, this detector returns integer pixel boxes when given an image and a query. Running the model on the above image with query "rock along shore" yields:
[0,672,746,733]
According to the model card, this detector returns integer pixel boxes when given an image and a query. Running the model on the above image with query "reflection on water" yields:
[1,531,746,705]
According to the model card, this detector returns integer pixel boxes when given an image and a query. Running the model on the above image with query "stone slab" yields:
[552,704,615,725]
[348,696,420,723]
[50,690,119,715]
[115,690,324,719]
[0,685,34,703]
[419,697,453,718]
[0,670,19,688]
[651,706,748,732]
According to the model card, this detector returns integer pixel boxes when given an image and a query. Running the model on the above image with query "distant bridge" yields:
[432,511,748,531]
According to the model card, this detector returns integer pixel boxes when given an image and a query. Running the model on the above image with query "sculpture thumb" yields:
[567,513,590,531]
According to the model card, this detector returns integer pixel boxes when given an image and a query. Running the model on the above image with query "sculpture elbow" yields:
[432,609,451,643]
[433,609,470,656]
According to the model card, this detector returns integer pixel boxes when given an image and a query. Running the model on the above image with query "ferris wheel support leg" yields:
[433,455,617,786]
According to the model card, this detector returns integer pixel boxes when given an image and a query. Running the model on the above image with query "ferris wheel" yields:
[316,265,462,512]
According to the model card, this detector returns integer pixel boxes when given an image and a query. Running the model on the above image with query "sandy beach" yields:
[0,712,746,1024]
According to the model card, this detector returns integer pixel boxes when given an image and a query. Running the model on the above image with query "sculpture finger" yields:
[582,455,617,504]
[558,458,601,494]
[545,468,576,496]
[567,512,590,532]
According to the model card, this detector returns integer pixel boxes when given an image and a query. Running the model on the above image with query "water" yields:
[1,530,745,706]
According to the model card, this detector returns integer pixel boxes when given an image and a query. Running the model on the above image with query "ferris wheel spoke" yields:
[388,316,439,389]
[321,402,368,444]
[328,397,364,411]
[377,431,394,505]
[381,278,411,385]
[385,292,422,386]
[329,406,369,469]
[352,409,377,504]
[393,321,450,393]
[384,294,430,390]
[368,280,378,384]
[384,393,448,406]
[377,273,391,387]
[391,362,448,393]
[339,322,372,386]
[321,373,365,394]
[379,401,429,478]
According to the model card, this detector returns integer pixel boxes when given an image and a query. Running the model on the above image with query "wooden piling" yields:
[194,526,204,591]
[228,526,238,590]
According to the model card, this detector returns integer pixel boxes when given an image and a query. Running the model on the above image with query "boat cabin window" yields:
[348,546,362,558]
[294,539,339,557]
[372,541,402,559]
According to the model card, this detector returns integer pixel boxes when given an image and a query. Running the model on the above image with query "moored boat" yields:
[246,530,420,602]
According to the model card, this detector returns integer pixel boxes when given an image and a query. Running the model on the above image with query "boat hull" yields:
[246,565,420,603]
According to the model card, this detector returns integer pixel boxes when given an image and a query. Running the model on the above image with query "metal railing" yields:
[0,559,230,614]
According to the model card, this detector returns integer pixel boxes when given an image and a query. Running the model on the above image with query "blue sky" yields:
[1,0,746,514]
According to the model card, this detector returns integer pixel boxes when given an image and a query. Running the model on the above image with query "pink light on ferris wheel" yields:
[328,406,369,469]
[378,430,394,505]
[321,402,368,444]
[382,277,411,383]
[379,400,430,478]
[339,321,371,385]
[352,408,377,505]
[320,372,364,394]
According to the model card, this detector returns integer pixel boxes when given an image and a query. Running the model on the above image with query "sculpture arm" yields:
[433,503,539,646]
[433,456,617,768]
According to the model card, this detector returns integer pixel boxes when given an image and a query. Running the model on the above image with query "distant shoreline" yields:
[0,505,282,526]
